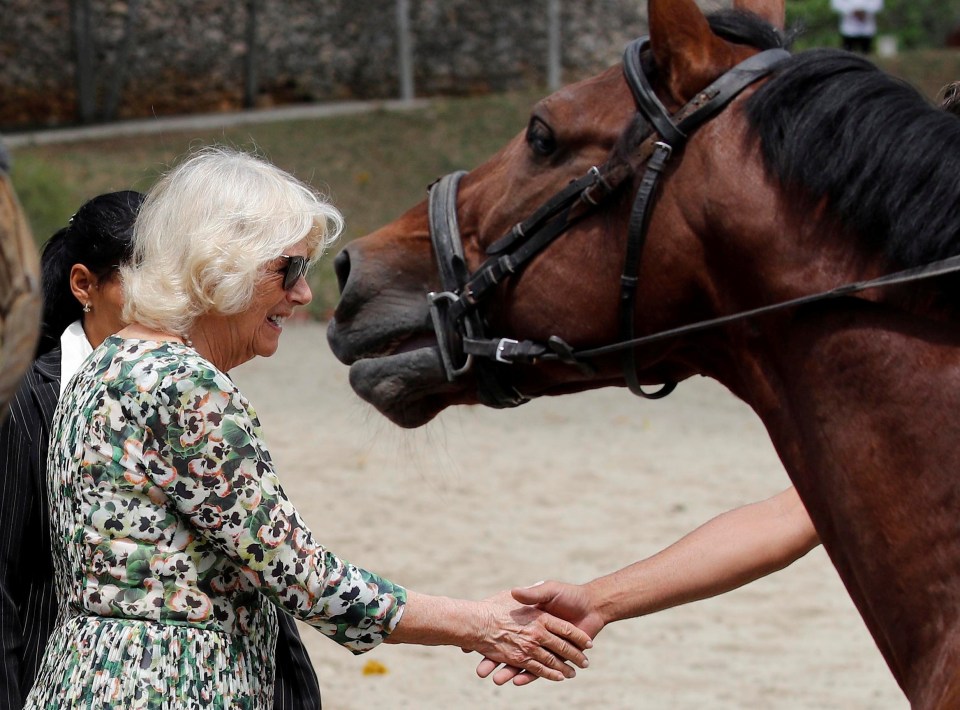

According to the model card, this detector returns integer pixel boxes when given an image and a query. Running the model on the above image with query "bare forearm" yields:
[586,487,819,624]
[384,591,482,648]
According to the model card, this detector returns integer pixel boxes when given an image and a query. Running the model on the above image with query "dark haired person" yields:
[0,191,144,708]
[0,191,322,709]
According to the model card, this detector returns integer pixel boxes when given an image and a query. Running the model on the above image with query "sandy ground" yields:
[231,322,906,710]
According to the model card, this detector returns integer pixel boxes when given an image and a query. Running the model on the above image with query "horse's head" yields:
[0,143,41,418]
[327,0,804,428]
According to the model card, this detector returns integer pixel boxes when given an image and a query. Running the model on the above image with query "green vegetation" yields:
[9,48,960,317]
[787,0,960,51]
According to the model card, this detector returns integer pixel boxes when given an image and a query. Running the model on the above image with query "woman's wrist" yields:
[386,591,485,649]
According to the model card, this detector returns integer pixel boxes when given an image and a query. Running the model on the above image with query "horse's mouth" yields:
[348,346,469,428]
[327,320,470,427]
[326,318,437,366]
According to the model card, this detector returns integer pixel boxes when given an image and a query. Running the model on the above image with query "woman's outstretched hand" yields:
[475,580,605,686]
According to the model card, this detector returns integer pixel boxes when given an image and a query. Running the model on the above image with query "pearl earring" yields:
[82,303,91,313]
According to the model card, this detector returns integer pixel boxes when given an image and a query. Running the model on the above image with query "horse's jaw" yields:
[328,312,628,427]
[344,346,466,428]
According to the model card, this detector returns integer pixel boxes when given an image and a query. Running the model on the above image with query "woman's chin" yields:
[254,330,282,359]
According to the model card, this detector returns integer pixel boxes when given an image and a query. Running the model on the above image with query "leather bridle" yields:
[426,37,789,407]
[425,37,960,408]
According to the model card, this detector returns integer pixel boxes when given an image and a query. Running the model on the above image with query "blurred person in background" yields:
[0,138,42,423]
[830,0,883,54]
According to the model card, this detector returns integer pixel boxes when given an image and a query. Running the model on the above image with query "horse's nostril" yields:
[333,248,351,295]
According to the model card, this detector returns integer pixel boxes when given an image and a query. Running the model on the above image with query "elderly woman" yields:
[0,190,320,709]
[24,148,590,708]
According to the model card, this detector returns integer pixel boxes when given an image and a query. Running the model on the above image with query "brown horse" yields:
[326,0,960,705]
[0,144,40,417]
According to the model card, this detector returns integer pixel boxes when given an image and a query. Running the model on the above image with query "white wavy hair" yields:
[121,146,343,336]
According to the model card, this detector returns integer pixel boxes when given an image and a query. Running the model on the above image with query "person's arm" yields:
[581,486,819,622]
[481,486,819,685]
[141,354,590,681]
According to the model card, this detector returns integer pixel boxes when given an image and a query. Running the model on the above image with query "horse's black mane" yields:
[711,10,960,269]
[746,50,960,269]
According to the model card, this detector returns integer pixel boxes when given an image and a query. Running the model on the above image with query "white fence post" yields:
[547,0,561,90]
[397,0,415,102]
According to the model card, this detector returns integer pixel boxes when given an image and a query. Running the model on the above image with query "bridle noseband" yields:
[426,37,960,408]
[425,37,790,407]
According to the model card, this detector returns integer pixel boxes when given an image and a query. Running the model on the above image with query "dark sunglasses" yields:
[278,255,310,290]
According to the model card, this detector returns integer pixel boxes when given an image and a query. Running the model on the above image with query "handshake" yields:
[468,580,605,686]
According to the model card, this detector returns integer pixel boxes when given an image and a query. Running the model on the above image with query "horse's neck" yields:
[726,301,960,704]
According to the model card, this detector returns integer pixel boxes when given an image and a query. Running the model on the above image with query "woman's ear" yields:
[69,263,96,309]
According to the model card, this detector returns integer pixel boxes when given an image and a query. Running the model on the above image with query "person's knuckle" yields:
[539,650,561,669]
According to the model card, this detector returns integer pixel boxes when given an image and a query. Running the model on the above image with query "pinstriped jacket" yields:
[0,347,322,709]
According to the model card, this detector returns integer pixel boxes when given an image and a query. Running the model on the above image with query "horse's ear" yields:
[648,0,755,102]
[733,0,785,29]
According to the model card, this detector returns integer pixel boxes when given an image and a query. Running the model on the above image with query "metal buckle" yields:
[495,338,520,364]
[581,166,605,206]
[653,141,674,160]
[427,291,473,381]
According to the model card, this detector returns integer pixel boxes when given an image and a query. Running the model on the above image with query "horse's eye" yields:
[526,118,557,157]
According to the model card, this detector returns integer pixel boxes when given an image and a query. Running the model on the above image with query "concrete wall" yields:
[0,0,725,129]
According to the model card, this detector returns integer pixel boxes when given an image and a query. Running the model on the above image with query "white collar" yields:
[59,320,94,398]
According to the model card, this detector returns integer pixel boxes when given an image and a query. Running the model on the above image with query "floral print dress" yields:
[25,337,406,709]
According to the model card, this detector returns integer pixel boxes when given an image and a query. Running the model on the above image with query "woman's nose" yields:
[289,274,313,306]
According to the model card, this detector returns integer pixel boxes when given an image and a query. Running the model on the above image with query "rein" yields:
[570,253,960,359]
[426,37,960,406]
